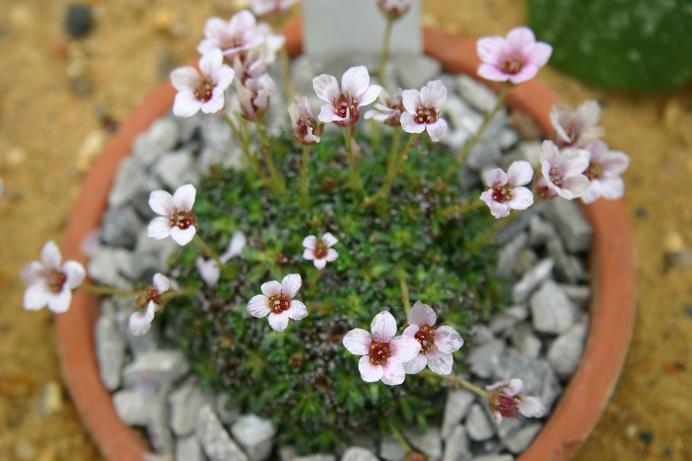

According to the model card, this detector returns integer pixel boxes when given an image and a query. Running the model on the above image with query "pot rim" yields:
[56,18,635,461]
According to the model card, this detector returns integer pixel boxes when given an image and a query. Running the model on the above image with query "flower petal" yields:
[313,74,340,103]
[358,84,382,107]
[506,26,536,52]
[434,325,464,354]
[426,351,454,375]
[476,36,505,64]
[287,300,308,320]
[482,168,508,187]
[408,301,437,326]
[21,262,44,285]
[507,160,533,186]
[519,396,545,418]
[321,232,338,247]
[477,63,510,82]
[343,328,372,356]
[400,112,425,134]
[402,324,419,337]
[325,249,338,262]
[196,257,220,287]
[303,249,315,261]
[148,217,172,240]
[403,354,427,374]
[526,42,552,67]
[199,48,223,76]
[173,91,202,117]
[391,335,421,363]
[62,261,85,289]
[152,273,170,293]
[381,359,406,386]
[314,258,327,270]
[148,190,175,216]
[401,89,421,114]
[129,311,153,336]
[41,241,62,269]
[23,284,51,311]
[281,273,302,298]
[506,378,523,395]
[261,280,282,297]
[426,118,448,142]
[419,80,447,107]
[173,184,196,211]
[48,288,72,313]
[302,235,317,249]
[370,311,397,341]
[341,66,370,99]
[268,312,290,332]
[170,66,200,92]
[170,226,197,246]
[247,294,271,318]
[358,356,384,383]
[508,186,534,210]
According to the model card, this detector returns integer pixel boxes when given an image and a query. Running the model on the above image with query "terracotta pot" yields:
[57,18,635,461]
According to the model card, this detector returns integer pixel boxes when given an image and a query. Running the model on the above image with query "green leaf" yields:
[527,0,692,91]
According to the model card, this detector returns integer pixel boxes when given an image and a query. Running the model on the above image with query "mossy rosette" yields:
[162,131,506,453]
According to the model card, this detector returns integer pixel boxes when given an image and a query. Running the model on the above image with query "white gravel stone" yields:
[530,281,578,334]
[231,414,277,461]
[544,199,593,253]
[511,259,554,303]
[456,75,498,112]
[197,405,248,461]
[465,404,494,441]
[123,350,189,390]
[468,339,505,379]
[379,435,405,461]
[443,425,471,461]
[547,323,587,378]
[489,306,528,334]
[95,308,126,391]
[502,423,542,454]
[169,379,211,437]
[404,426,442,459]
[176,435,205,461]
[442,390,476,439]
[471,455,514,461]
[341,447,379,461]
[497,232,528,277]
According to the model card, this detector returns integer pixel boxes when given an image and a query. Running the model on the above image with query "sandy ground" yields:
[0,1,690,460]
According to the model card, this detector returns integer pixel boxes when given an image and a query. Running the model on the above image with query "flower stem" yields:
[389,424,412,454]
[397,270,411,316]
[443,374,489,398]
[376,17,394,84]
[456,84,510,164]
[466,211,519,252]
[81,283,136,297]
[362,132,416,208]
[438,197,484,219]
[193,235,223,267]
[223,114,262,173]
[279,45,294,102]
[343,127,362,193]
[299,144,311,209]
[161,288,197,303]
[257,117,287,194]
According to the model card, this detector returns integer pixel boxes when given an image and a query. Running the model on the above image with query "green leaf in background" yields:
[527,0,692,92]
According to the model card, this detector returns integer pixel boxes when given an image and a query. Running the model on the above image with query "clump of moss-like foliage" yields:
[162,130,506,453]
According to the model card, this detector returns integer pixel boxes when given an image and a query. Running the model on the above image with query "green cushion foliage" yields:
[161,130,506,452]
[528,0,692,91]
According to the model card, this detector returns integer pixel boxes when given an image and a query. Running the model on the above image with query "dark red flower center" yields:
[501,55,524,75]
[194,78,216,102]
[333,93,360,126]
[136,286,161,308]
[169,209,197,230]
[46,269,67,294]
[492,183,513,203]
[295,116,321,144]
[313,239,329,259]
[414,324,436,354]
[548,167,564,186]
[368,340,392,366]
[268,294,291,314]
[415,105,438,125]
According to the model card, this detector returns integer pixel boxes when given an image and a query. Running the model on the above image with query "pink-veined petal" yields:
[23,283,51,310]
[173,184,196,211]
[526,42,552,67]
[434,325,464,354]
[303,248,316,261]
[381,358,406,386]
[426,350,454,375]
[325,249,338,262]
[170,226,196,246]
[153,273,171,293]
[247,294,271,318]
[322,232,338,247]
[482,168,508,187]
[313,258,327,270]
[400,112,425,134]
[426,118,448,142]
[401,89,421,114]
[261,280,282,297]
[313,74,340,103]
[370,311,397,341]
[402,324,419,337]
[148,190,175,216]
[199,49,224,76]
[476,35,505,64]
[391,335,421,363]
[403,354,427,374]
[281,273,302,298]
[41,241,62,269]
[358,356,384,383]
[343,328,372,356]
[506,27,536,52]
[287,300,308,320]
[507,160,533,186]
[173,91,202,117]
[341,66,370,99]
[477,63,510,82]
[419,80,447,107]
[48,288,72,313]
[267,312,290,332]
[128,311,153,336]
[62,261,85,289]
[170,66,200,92]
[21,262,44,285]
[508,186,534,210]
[303,235,317,249]
[358,84,382,107]
[408,301,437,327]
[148,217,172,240]
[519,396,545,418]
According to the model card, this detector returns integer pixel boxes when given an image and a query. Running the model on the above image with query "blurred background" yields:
[0,0,690,460]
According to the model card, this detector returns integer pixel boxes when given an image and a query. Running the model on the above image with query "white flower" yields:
[550,100,604,148]
[236,73,276,120]
[364,90,405,126]
[221,231,247,262]
[289,96,321,145]
[197,11,265,59]
[402,302,464,375]
[581,141,630,204]
[486,378,545,424]
[147,184,197,246]
[479,161,534,219]
[313,65,382,127]
[400,80,449,142]
[128,273,171,337]
[196,257,221,287]
[251,0,297,17]
[170,49,235,117]
[539,140,590,200]
[247,274,308,332]
[21,241,85,313]
[302,233,338,270]
[343,311,421,386]
[377,0,413,19]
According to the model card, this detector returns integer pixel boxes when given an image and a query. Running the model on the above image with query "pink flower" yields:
[581,141,630,204]
[251,0,297,17]
[197,11,265,59]
[477,27,552,84]
[534,175,558,200]
[247,274,308,332]
[540,140,590,200]
[313,66,382,127]
[364,90,405,127]
[343,311,421,386]
[400,80,449,142]
[129,273,171,336]
[486,378,545,424]
[289,96,322,145]
[377,0,413,19]
[147,184,198,246]
[479,161,534,219]
[196,257,221,287]
[22,241,85,313]
[402,302,464,376]
[550,100,604,148]
[170,50,235,117]
[303,233,338,270]
[236,73,275,120]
